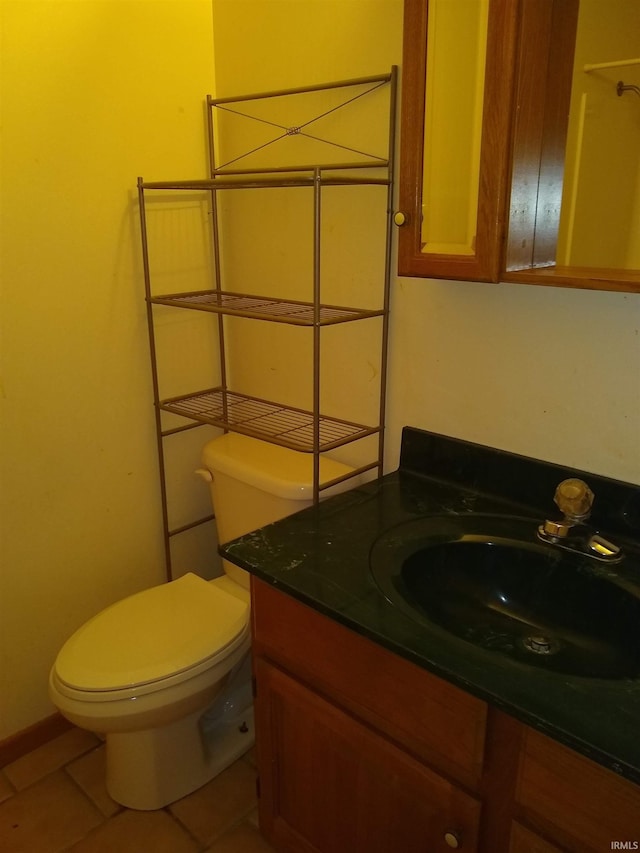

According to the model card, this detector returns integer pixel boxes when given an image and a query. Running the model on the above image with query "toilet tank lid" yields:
[201,433,354,501]
[54,574,248,691]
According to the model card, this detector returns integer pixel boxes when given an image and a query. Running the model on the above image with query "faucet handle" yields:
[554,478,594,522]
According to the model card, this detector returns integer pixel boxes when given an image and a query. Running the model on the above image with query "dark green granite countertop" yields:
[221,428,640,785]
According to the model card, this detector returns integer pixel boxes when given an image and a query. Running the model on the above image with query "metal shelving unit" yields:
[138,68,397,579]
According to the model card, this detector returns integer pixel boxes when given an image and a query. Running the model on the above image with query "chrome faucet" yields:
[537,478,622,562]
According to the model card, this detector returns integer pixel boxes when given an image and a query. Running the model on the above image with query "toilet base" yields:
[105,702,255,810]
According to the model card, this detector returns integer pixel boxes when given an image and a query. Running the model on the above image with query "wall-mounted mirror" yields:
[506,0,640,291]
[420,0,488,257]
[397,0,517,281]
[398,0,640,293]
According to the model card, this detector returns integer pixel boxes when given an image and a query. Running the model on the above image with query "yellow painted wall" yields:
[211,0,402,471]
[630,148,640,269]
[0,0,215,738]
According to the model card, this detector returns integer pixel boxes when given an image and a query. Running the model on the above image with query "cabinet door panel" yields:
[255,658,481,853]
[516,728,640,851]
[252,578,487,789]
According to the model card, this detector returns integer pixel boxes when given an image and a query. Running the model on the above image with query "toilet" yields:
[49,433,355,810]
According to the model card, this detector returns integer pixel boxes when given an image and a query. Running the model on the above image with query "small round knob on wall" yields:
[393,211,407,226]
[444,829,461,848]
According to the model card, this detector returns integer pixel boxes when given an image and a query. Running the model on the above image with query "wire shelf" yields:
[150,290,383,325]
[140,172,391,191]
[160,388,378,452]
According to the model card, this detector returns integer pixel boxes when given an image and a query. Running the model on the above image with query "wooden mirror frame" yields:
[398,0,640,293]
[397,0,519,282]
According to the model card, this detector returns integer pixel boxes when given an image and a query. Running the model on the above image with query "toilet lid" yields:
[55,573,249,691]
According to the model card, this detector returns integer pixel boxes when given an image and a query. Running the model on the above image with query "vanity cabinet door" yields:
[514,728,640,852]
[254,657,481,853]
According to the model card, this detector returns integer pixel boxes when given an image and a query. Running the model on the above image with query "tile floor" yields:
[0,727,276,852]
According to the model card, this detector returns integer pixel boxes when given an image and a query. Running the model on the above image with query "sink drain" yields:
[522,635,560,655]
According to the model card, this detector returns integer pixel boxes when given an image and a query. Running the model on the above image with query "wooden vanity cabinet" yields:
[252,579,485,852]
[251,579,640,852]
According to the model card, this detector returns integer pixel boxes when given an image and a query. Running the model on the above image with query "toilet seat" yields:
[52,573,249,699]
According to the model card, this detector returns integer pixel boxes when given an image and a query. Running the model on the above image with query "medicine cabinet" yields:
[397,0,640,293]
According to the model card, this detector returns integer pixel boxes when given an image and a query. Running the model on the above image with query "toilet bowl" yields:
[49,433,356,810]
[49,573,252,810]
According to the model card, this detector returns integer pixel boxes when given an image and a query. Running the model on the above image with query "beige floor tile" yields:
[3,727,100,791]
[0,769,103,853]
[0,771,14,804]
[65,744,121,818]
[206,823,277,853]
[67,808,200,853]
[169,759,258,846]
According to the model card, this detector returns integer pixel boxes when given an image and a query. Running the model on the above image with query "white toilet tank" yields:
[201,433,357,589]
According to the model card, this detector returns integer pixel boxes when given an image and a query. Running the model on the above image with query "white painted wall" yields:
[385,278,640,481]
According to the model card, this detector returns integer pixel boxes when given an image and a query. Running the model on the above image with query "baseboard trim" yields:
[0,713,73,768]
